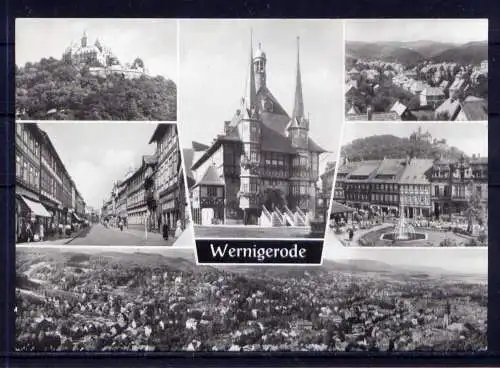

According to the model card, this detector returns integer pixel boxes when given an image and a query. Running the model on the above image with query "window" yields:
[207,187,217,197]
[16,154,21,178]
[23,161,28,182]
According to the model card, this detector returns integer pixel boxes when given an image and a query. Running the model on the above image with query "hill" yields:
[340,134,465,161]
[15,57,177,120]
[402,40,458,59]
[430,41,488,65]
[346,41,487,66]
[346,42,425,65]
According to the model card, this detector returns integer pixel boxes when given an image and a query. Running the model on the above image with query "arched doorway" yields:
[261,188,286,211]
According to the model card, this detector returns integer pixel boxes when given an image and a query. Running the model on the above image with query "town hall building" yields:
[189,37,326,227]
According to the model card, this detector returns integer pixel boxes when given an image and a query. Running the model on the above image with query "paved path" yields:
[68,224,176,246]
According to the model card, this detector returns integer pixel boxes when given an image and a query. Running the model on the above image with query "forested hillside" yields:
[16,57,177,121]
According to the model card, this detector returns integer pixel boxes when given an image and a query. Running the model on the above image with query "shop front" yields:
[16,195,52,243]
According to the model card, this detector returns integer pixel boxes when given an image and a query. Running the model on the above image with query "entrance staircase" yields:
[259,205,309,227]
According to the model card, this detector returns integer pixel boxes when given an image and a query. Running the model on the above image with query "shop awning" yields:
[72,212,83,222]
[20,196,51,218]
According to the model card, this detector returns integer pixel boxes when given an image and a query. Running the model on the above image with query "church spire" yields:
[242,30,258,119]
[292,36,305,127]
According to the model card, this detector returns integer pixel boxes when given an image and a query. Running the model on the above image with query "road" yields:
[68,223,176,246]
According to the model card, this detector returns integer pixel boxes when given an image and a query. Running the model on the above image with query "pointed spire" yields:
[242,29,258,119]
[288,36,305,131]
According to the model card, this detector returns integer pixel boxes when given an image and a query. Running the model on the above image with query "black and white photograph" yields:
[179,19,343,240]
[345,19,488,121]
[15,122,194,247]
[325,122,488,247]
[16,18,177,121]
[16,245,486,352]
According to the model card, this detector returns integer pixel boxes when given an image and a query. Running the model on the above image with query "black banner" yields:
[195,239,324,264]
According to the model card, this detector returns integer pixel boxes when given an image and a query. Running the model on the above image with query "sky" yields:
[345,19,488,44]
[341,122,488,158]
[15,18,177,80]
[323,232,487,275]
[178,19,344,173]
[35,122,161,209]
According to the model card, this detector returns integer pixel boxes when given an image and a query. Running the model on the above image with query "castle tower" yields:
[81,30,88,47]
[286,36,309,150]
[238,31,262,218]
[253,43,267,92]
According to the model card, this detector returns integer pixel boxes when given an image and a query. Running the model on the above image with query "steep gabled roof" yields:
[194,165,224,187]
[399,158,434,184]
[192,141,210,151]
[459,97,487,121]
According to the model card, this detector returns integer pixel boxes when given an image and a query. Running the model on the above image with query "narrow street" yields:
[68,223,176,246]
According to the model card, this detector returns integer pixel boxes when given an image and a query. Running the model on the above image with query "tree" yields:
[15,58,177,120]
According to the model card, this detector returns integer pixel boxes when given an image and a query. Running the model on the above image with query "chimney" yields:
[224,121,231,134]
[236,109,241,116]
[367,106,373,121]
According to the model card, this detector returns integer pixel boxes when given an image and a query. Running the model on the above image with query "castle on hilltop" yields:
[63,31,148,79]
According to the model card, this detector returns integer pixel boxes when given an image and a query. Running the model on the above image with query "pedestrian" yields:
[119,219,123,231]
[175,220,182,238]
[348,228,354,241]
[162,221,169,241]
[39,223,44,242]
[157,216,161,233]
[26,223,33,242]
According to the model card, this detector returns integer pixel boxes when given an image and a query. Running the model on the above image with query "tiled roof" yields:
[148,124,172,144]
[349,161,381,177]
[373,158,405,180]
[422,87,444,97]
[399,159,434,184]
[435,98,461,120]
[459,97,487,121]
[192,141,210,151]
[195,165,224,187]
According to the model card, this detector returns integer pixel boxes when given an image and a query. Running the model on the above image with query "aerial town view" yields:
[323,123,488,247]
[345,19,487,121]
[16,246,486,352]
[15,122,193,246]
[15,18,177,120]
[179,20,342,239]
